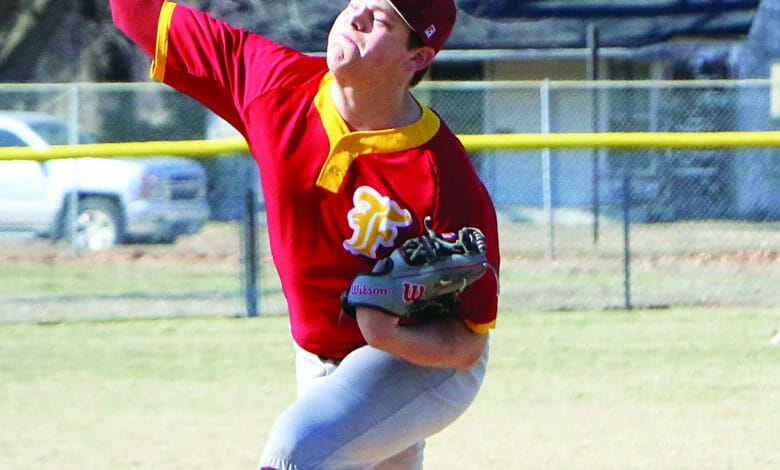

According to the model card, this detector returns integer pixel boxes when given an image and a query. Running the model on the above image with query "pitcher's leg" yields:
[372,441,424,470]
[259,343,488,470]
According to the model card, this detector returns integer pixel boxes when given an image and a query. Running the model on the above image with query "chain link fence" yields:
[1,79,779,321]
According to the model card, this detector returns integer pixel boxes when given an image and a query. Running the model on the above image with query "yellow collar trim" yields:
[314,73,441,193]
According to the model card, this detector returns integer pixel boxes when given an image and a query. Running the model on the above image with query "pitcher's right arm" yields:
[110,0,164,57]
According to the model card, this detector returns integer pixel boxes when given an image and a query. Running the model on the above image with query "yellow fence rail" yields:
[4,131,780,161]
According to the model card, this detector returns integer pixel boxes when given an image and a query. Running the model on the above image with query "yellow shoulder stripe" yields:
[150,1,177,81]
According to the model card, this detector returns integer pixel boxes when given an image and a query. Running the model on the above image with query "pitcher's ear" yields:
[406,46,436,73]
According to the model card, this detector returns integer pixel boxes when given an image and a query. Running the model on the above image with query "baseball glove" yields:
[341,216,489,320]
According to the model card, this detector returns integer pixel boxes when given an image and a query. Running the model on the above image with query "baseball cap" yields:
[387,0,456,54]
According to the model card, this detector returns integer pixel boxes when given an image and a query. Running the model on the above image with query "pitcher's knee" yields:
[260,418,333,469]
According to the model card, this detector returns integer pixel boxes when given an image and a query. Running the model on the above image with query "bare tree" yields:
[0,0,339,83]
[0,0,133,82]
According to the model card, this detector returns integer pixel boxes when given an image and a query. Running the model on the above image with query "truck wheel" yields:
[157,232,179,244]
[66,197,124,251]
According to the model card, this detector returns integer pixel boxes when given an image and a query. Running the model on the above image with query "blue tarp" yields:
[452,0,759,48]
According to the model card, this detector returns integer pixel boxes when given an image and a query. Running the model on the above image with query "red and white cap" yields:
[387,0,456,54]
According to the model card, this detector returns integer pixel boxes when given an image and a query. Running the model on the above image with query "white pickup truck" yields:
[0,112,210,250]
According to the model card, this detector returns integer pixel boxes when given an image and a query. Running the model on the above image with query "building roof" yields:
[213,0,760,56]
[451,0,759,49]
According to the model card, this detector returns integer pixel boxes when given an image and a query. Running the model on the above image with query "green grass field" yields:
[2,308,779,469]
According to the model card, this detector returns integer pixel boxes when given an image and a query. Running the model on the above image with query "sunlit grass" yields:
[2,308,779,469]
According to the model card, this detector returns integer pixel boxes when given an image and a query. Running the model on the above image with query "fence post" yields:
[587,24,601,245]
[540,80,555,259]
[67,84,81,254]
[242,188,259,317]
[622,168,633,310]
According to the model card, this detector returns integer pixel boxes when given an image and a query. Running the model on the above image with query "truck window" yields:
[0,129,26,147]
[28,122,70,145]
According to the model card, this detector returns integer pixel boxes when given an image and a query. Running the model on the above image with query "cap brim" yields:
[386,0,415,32]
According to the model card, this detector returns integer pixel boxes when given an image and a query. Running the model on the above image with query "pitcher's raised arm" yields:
[110,0,164,56]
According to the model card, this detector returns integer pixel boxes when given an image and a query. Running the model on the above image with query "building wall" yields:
[480,59,599,208]
[471,15,780,221]
[734,0,780,218]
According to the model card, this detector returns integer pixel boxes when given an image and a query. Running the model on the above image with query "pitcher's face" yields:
[327,0,417,85]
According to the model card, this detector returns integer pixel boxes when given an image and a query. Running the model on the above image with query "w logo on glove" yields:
[403,283,425,302]
[341,216,489,319]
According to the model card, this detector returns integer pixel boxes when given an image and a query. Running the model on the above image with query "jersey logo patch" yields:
[344,186,412,259]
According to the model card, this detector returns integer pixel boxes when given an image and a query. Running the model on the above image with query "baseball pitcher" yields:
[110,0,501,468]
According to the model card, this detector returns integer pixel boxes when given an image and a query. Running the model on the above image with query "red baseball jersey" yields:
[149,2,500,358]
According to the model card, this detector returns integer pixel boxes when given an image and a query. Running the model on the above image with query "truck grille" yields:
[169,175,204,201]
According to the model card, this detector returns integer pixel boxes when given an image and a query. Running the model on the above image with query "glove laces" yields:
[402,216,487,265]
